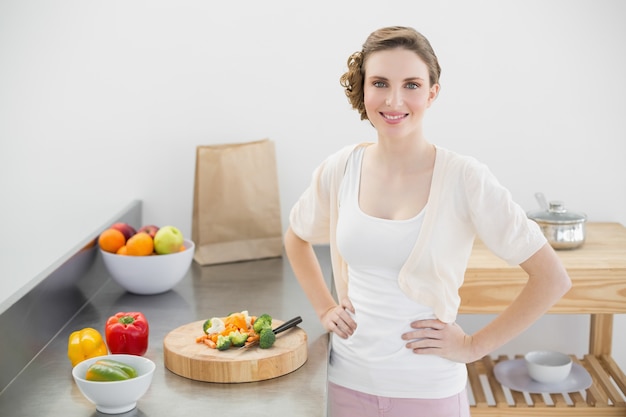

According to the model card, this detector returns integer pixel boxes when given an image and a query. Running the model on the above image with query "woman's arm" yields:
[284,227,356,338]
[403,243,572,362]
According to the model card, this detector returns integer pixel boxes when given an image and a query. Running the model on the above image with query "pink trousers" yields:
[328,382,471,417]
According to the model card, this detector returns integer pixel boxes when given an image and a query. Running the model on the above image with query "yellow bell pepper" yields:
[68,327,108,367]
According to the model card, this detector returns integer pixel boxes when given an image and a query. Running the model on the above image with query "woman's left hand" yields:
[401,319,478,363]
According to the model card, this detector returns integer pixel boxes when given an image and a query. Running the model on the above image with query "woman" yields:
[284,26,571,417]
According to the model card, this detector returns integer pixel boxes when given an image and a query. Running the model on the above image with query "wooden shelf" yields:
[468,354,626,416]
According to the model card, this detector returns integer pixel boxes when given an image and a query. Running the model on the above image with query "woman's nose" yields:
[385,89,404,107]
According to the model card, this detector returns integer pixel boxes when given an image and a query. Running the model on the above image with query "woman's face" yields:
[363,48,439,140]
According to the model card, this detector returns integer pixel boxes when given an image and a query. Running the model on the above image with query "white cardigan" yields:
[289,143,546,323]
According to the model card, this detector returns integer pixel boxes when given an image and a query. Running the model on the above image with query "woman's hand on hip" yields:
[321,298,357,339]
[402,319,477,363]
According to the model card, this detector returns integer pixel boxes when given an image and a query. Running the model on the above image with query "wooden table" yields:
[461,222,626,416]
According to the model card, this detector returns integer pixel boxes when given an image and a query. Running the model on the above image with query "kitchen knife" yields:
[239,316,302,350]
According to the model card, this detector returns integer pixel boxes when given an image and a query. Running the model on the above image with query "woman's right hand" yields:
[321,298,357,338]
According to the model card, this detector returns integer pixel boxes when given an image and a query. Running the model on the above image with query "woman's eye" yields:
[406,82,419,89]
[373,81,387,88]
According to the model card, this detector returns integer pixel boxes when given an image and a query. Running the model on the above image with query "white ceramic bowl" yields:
[525,350,572,384]
[72,354,156,414]
[101,239,194,295]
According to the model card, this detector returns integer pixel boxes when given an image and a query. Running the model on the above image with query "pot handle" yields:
[535,192,549,210]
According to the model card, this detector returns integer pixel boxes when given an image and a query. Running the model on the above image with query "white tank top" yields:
[329,146,467,399]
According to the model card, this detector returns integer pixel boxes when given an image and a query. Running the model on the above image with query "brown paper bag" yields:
[191,139,283,265]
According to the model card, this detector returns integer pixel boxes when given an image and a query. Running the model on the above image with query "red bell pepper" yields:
[105,312,149,355]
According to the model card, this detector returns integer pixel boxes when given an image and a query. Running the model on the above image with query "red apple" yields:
[110,222,136,241]
[138,225,159,239]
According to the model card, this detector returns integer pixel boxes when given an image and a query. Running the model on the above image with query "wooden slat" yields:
[493,354,529,406]
[469,407,626,416]
[483,356,510,407]
[549,393,570,408]
[508,355,533,407]
[467,361,488,407]
[529,392,545,407]
[585,355,626,407]
[575,356,608,407]
[600,354,626,394]
[509,389,529,407]
[568,390,588,408]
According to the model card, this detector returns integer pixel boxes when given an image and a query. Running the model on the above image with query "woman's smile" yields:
[380,112,408,124]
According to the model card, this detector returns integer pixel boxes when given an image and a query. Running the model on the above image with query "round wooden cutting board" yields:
[163,320,307,383]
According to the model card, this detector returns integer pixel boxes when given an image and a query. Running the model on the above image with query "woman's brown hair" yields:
[339,26,442,120]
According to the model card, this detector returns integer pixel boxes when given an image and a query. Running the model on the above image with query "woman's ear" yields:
[427,83,440,107]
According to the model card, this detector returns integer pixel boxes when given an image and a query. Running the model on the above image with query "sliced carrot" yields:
[224,313,247,330]
[219,324,237,336]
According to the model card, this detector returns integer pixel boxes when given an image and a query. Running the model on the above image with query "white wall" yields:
[1,0,625,369]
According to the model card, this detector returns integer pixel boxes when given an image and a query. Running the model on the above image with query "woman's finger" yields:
[323,304,356,338]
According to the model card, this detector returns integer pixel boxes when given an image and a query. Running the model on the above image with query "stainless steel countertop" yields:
[0,247,332,416]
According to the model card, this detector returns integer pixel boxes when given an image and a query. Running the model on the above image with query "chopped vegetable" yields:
[216,334,232,351]
[202,319,212,334]
[253,314,272,334]
[204,317,225,335]
[68,327,108,367]
[241,310,252,328]
[224,312,247,330]
[229,330,249,347]
[259,328,276,349]
[197,311,276,351]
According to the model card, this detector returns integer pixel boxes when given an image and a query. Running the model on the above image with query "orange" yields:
[98,229,126,254]
[126,232,154,256]
[116,245,128,255]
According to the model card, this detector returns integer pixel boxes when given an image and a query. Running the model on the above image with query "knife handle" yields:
[273,316,302,335]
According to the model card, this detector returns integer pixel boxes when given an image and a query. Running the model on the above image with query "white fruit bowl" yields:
[524,350,572,384]
[72,354,156,414]
[101,239,194,295]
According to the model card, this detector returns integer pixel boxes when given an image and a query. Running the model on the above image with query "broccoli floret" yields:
[253,314,272,333]
[257,313,272,322]
[216,334,232,351]
[259,328,276,349]
[202,319,212,334]
[229,330,249,347]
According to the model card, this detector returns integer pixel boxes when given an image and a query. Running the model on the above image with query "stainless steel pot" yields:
[527,193,587,250]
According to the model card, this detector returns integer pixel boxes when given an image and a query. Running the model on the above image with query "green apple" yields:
[153,226,184,255]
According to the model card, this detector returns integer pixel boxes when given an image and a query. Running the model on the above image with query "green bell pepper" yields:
[85,359,138,381]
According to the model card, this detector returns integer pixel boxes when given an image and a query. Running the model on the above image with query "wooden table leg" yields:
[589,313,613,355]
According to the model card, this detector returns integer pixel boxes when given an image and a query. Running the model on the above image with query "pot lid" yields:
[527,201,587,224]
